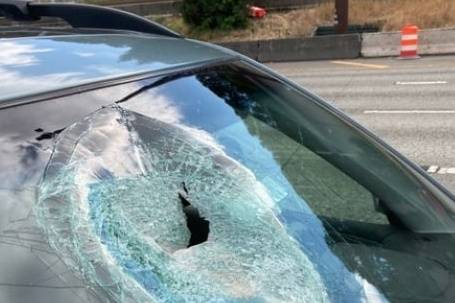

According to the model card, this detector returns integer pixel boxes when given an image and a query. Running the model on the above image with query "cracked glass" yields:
[2,62,455,302]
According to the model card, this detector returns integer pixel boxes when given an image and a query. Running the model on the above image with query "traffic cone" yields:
[399,24,420,59]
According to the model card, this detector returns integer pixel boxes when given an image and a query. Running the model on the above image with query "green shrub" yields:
[181,0,249,30]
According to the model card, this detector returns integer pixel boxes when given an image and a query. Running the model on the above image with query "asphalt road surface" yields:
[269,55,455,194]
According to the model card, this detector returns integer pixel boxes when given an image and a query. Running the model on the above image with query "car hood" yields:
[0,34,233,103]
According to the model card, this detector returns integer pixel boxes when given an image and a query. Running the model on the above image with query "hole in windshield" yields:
[179,182,210,247]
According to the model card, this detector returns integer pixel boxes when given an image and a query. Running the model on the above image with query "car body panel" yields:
[0,34,234,102]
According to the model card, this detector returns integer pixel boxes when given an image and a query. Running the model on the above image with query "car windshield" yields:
[2,61,455,303]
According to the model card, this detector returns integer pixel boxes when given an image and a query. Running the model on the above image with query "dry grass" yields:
[206,2,334,42]
[152,3,335,42]
[349,0,455,31]
[150,0,455,42]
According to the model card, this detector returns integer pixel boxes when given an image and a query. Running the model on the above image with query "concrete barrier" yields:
[419,28,455,55]
[361,31,400,57]
[219,34,361,62]
[218,40,261,61]
[259,34,360,61]
[362,28,455,57]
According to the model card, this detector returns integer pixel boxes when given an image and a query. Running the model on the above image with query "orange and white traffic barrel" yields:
[400,25,420,59]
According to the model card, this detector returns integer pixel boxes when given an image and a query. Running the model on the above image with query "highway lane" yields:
[268,55,455,194]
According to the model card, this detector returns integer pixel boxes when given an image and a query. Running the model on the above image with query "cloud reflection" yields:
[0,67,84,100]
[0,41,51,67]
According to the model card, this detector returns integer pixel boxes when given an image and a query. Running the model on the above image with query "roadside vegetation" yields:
[181,0,248,30]
[85,0,455,42]
[151,2,333,42]
[350,0,455,32]
[150,0,455,42]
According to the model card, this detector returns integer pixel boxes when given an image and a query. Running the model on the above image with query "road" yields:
[268,55,455,194]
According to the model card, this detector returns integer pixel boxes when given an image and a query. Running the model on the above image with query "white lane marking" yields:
[436,167,455,175]
[424,166,455,175]
[427,165,439,174]
[395,81,447,85]
[364,110,455,114]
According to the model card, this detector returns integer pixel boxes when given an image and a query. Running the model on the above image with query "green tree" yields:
[181,0,249,30]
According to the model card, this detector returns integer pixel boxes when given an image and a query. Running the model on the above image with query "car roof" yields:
[0,33,235,104]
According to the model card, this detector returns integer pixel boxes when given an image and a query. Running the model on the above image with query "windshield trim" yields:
[0,56,237,110]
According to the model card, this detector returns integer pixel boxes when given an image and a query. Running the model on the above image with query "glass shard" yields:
[37,106,329,302]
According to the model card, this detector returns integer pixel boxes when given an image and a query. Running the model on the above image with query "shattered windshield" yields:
[38,106,332,302]
[2,62,455,302]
